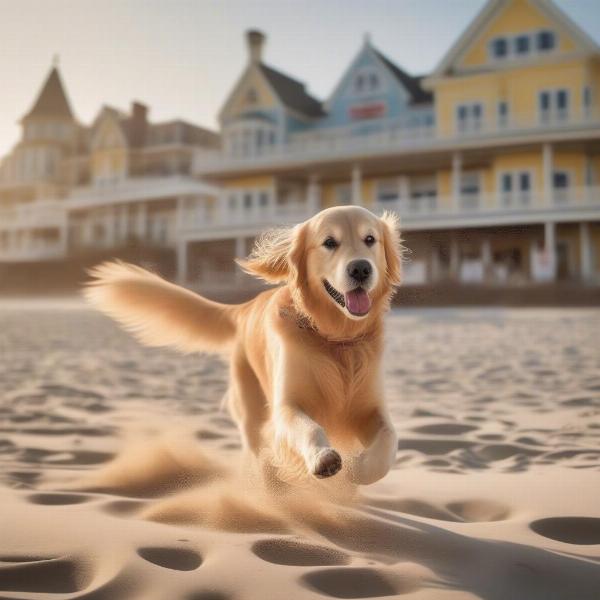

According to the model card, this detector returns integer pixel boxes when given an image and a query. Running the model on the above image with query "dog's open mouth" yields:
[323,280,372,317]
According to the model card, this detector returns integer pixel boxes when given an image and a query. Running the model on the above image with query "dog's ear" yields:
[380,211,403,286]
[237,224,305,284]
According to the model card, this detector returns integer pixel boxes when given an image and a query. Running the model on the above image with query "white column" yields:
[452,152,462,210]
[104,209,116,247]
[136,202,147,240]
[307,175,321,215]
[82,216,93,246]
[235,236,246,284]
[544,221,557,281]
[351,165,362,205]
[430,246,441,282]
[450,235,460,279]
[176,240,188,283]
[119,206,128,243]
[543,143,554,205]
[481,238,492,281]
[580,222,594,282]
[176,196,185,231]
[8,231,17,256]
[399,176,410,212]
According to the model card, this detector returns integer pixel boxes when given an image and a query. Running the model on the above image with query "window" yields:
[461,173,480,196]
[583,86,592,117]
[353,67,382,96]
[456,103,484,133]
[497,101,509,128]
[553,171,570,203]
[515,35,530,55]
[539,89,569,123]
[519,172,531,193]
[499,171,531,207]
[537,30,556,52]
[460,172,481,210]
[243,193,253,209]
[553,171,569,188]
[258,192,269,208]
[491,37,508,59]
[409,178,437,212]
[488,30,556,63]
[354,74,365,94]
[557,90,568,115]
[376,179,399,203]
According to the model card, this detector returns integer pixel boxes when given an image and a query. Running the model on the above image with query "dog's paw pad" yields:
[313,449,342,479]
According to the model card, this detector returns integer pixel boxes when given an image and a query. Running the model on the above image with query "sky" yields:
[1,0,600,155]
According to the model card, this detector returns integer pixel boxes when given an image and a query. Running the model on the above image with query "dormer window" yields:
[355,74,365,93]
[515,35,530,55]
[353,67,382,96]
[491,37,508,59]
[489,30,556,62]
[537,30,556,52]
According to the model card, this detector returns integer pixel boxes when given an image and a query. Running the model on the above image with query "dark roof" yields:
[23,67,74,120]
[149,120,220,147]
[259,64,324,118]
[373,49,433,106]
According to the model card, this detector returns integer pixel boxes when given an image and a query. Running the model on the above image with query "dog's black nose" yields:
[347,259,372,284]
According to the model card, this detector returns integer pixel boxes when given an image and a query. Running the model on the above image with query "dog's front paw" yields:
[349,452,391,485]
[312,448,342,479]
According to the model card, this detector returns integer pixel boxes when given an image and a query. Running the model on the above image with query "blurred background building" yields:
[1,0,600,302]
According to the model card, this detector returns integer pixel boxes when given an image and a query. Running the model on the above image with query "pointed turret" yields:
[22,66,74,122]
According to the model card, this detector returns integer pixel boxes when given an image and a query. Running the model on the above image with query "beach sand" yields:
[1,302,599,599]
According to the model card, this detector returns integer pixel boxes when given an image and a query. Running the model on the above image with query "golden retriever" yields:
[85,205,402,485]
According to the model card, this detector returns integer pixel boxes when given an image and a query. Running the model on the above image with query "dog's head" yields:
[238,206,402,331]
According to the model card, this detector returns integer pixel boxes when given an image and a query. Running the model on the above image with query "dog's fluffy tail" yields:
[84,261,238,354]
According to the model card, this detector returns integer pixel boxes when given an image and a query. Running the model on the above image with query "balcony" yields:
[0,201,67,232]
[177,186,600,242]
[67,176,218,209]
[0,242,65,263]
[372,186,600,230]
[194,112,600,176]
[179,199,312,235]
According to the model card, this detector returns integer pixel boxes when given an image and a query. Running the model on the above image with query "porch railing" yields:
[194,111,600,174]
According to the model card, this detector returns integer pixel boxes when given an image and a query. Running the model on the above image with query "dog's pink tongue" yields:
[345,288,372,315]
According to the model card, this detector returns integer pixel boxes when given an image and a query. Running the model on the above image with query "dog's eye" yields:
[323,237,338,250]
[364,235,376,247]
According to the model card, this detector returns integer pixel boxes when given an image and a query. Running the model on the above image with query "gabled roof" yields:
[23,67,74,121]
[324,39,432,110]
[259,63,324,117]
[372,49,432,105]
[430,0,600,79]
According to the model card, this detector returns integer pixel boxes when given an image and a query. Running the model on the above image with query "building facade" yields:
[190,0,600,287]
[0,65,219,280]
[1,0,599,291]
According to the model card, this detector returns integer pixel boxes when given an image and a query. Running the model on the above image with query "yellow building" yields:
[189,0,600,287]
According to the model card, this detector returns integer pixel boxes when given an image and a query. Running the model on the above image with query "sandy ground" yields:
[0,302,599,599]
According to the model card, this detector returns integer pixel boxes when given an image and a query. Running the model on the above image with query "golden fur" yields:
[85,206,402,484]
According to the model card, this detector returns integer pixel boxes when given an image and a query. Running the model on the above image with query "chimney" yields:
[246,30,266,64]
[130,101,148,147]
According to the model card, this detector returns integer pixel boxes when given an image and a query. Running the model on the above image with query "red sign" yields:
[349,102,386,120]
